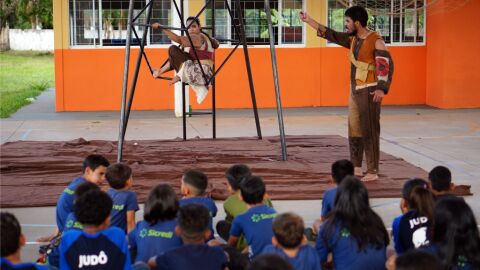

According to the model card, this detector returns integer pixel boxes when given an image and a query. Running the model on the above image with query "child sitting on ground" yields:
[106,163,139,233]
[216,164,273,248]
[148,204,228,270]
[228,175,277,258]
[65,182,101,232]
[262,212,321,270]
[128,184,183,264]
[391,178,434,254]
[428,166,455,200]
[1,212,48,269]
[179,169,217,239]
[59,190,131,269]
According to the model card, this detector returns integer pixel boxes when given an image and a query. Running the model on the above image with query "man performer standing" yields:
[300,6,394,181]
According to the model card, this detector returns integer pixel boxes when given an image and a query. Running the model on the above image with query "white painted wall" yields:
[9,29,54,51]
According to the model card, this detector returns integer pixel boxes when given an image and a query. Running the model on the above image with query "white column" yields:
[173,0,189,117]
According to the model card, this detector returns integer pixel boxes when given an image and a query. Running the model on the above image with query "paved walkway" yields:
[1,89,479,261]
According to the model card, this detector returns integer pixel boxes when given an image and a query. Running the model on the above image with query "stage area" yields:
[1,135,437,207]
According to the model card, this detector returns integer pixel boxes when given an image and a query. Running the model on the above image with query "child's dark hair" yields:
[1,212,21,257]
[240,176,266,205]
[395,249,442,270]
[225,164,252,191]
[178,204,210,241]
[272,212,304,249]
[221,245,250,270]
[402,178,428,200]
[331,159,354,184]
[408,186,434,221]
[183,169,208,196]
[75,181,100,198]
[106,163,132,189]
[326,176,389,251]
[432,196,480,268]
[82,154,110,173]
[428,166,452,192]
[247,254,293,270]
[75,190,113,226]
[144,184,179,225]
[345,6,369,27]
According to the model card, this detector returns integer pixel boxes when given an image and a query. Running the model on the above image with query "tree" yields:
[15,0,53,29]
[0,0,18,50]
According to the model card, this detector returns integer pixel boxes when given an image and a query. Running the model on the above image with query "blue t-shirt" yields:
[64,213,83,232]
[0,258,48,270]
[230,204,277,258]
[154,244,228,270]
[128,219,183,263]
[107,188,139,232]
[179,197,217,238]
[321,187,337,218]
[56,177,87,231]
[316,222,387,270]
[392,210,431,254]
[59,227,131,270]
[262,245,321,270]
[422,244,476,270]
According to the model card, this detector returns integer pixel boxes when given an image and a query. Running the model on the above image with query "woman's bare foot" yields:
[361,173,379,182]
[354,167,364,177]
[169,75,181,85]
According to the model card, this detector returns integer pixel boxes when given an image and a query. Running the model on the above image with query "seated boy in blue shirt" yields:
[228,176,277,258]
[148,204,228,270]
[179,169,217,239]
[59,190,131,270]
[428,166,455,200]
[262,212,321,270]
[41,154,110,241]
[106,163,139,233]
[309,160,353,238]
[1,212,48,270]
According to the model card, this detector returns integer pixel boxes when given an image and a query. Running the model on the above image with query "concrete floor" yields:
[1,89,479,262]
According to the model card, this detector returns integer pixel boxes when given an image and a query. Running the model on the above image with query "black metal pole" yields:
[264,0,287,161]
[233,0,262,139]
[117,0,135,162]
[180,0,187,141]
[122,4,154,141]
[212,0,216,139]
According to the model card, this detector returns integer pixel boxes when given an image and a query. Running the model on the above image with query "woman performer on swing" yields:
[152,16,219,104]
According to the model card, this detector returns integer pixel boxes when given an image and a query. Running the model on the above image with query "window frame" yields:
[325,0,426,47]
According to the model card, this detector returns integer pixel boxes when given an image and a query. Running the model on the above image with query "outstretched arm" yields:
[299,11,351,49]
[152,23,202,48]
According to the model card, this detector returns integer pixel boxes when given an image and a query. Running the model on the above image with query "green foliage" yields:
[8,0,53,29]
[0,50,54,118]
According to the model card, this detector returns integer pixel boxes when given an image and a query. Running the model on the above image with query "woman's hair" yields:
[407,186,435,221]
[143,184,179,225]
[433,196,480,268]
[324,176,389,251]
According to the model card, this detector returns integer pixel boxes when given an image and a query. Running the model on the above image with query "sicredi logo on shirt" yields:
[250,213,276,223]
[78,251,108,268]
[139,228,174,238]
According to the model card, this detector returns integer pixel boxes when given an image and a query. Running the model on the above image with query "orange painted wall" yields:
[426,0,480,108]
[54,46,425,111]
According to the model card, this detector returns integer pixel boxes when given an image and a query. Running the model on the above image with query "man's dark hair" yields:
[183,169,208,195]
[82,154,110,173]
[75,190,113,226]
[395,249,442,270]
[240,176,266,205]
[106,163,132,189]
[225,164,252,191]
[402,178,428,200]
[1,212,21,257]
[272,213,304,249]
[345,6,369,27]
[75,181,100,198]
[331,159,354,184]
[428,166,452,192]
[178,204,210,241]
[247,254,293,270]
[144,184,179,225]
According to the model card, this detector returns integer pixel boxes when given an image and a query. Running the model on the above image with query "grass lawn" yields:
[0,51,54,118]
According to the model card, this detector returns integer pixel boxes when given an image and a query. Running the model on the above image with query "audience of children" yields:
[6,156,479,270]
[105,163,139,233]
[179,169,217,239]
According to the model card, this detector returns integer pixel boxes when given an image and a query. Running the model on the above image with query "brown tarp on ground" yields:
[0,135,470,208]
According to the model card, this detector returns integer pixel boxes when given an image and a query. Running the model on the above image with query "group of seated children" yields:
[1,154,479,270]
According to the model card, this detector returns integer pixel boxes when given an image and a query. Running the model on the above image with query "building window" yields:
[69,0,172,47]
[327,0,425,44]
[206,0,304,46]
